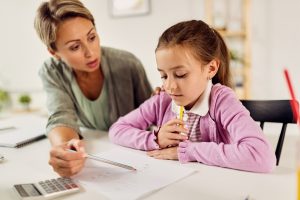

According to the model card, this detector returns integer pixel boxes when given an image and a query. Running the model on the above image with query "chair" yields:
[240,100,299,165]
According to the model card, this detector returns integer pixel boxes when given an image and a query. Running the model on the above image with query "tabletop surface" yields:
[0,126,298,200]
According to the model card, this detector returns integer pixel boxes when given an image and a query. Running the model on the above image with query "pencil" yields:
[283,69,299,124]
[179,106,184,123]
[68,149,136,171]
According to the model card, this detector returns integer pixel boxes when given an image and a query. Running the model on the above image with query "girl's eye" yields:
[176,73,187,78]
[160,75,167,80]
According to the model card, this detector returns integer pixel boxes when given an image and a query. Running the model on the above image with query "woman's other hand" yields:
[152,86,164,96]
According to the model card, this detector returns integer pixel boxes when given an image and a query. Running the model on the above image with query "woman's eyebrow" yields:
[64,27,95,45]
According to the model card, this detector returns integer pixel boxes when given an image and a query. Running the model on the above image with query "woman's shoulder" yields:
[39,57,72,81]
[102,46,142,68]
[39,57,65,73]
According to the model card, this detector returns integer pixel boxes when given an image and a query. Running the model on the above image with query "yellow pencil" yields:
[179,106,187,136]
[179,106,184,125]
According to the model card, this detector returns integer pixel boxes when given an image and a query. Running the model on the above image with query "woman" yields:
[34,0,152,177]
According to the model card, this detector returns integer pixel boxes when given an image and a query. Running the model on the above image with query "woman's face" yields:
[51,17,101,73]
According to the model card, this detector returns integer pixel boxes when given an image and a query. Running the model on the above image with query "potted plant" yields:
[0,88,10,112]
[19,94,32,111]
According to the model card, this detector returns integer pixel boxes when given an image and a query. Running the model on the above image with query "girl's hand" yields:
[157,119,188,148]
[147,147,178,160]
[48,139,86,177]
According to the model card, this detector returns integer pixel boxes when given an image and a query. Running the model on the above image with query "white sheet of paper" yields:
[73,148,196,200]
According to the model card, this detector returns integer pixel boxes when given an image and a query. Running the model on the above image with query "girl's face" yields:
[156,46,218,110]
[50,17,101,73]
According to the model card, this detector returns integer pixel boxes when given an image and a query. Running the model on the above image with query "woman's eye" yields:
[70,45,80,51]
[89,35,96,42]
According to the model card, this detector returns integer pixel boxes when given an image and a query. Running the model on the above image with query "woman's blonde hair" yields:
[34,0,94,51]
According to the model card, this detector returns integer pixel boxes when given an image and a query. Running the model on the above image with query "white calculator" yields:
[13,177,81,200]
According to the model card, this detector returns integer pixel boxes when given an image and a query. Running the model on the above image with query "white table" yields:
[0,129,298,200]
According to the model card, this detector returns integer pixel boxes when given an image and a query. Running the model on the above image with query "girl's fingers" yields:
[166,131,188,141]
[165,119,185,126]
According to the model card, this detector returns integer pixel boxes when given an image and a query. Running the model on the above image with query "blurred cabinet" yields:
[205,0,251,99]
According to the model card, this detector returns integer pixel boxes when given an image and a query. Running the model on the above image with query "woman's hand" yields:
[48,139,86,177]
[147,147,178,160]
[157,119,188,148]
[152,86,164,96]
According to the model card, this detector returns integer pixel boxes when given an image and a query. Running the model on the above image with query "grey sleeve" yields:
[39,66,81,136]
[131,56,153,108]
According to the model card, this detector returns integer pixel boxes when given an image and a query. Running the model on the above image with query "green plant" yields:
[19,94,31,105]
[0,89,10,112]
[0,89,9,102]
[229,50,242,62]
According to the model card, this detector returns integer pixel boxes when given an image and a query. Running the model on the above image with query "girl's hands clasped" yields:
[156,119,188,148]
[147,147,178,160]
[48,139,86,177]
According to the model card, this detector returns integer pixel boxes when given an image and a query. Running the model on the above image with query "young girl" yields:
[109,20,276,173]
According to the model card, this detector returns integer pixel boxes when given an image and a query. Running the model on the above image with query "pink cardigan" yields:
[109,84,276,173]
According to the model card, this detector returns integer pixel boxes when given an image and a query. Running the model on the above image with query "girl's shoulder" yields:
[211,83,237,100]
[209,83,241,115]
[145,92,172,107]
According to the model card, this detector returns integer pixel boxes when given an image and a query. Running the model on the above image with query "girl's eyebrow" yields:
[64,27,95,45]
[157,65,185,72]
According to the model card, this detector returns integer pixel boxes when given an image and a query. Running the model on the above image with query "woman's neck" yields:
[73,67,104,100]
[73,67,101,81]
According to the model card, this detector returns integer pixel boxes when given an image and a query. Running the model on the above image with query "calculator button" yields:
[14,185,29,197]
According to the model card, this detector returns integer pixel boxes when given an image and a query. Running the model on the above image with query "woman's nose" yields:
[84,45,93,58]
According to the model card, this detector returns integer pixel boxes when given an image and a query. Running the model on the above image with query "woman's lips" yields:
[87,59,98,68]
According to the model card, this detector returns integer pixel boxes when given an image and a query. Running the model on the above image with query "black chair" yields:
[240,100,299,165]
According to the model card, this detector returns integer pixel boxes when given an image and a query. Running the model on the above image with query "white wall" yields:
[0,0,299,109]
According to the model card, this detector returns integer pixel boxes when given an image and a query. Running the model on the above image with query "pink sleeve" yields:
[178,88,276,173]
[109,95,161,151]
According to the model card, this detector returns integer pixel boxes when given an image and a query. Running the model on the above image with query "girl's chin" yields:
[172,100,186,107]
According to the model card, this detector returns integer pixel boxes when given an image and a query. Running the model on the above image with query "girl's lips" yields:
[169,94,183,99]
[87,59,99,68]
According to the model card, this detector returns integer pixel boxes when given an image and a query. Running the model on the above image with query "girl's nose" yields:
[164,79,177,93]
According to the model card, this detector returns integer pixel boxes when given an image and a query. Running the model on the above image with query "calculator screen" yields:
[15,184,42,197]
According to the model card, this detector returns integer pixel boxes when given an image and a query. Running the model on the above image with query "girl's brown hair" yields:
[34,0,95,51]
[156,20,232,87]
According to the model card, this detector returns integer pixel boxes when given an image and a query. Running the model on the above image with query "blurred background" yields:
[0,0,299,112]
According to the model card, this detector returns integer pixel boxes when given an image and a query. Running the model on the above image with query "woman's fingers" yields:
[67,139,86,153]
[49,142,86,177]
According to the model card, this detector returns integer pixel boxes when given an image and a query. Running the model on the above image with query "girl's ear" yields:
[208,59,220,79]
[48,48,61,60]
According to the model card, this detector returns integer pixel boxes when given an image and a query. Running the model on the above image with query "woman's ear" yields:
[208,59,220,79]
[48,48,61,60]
